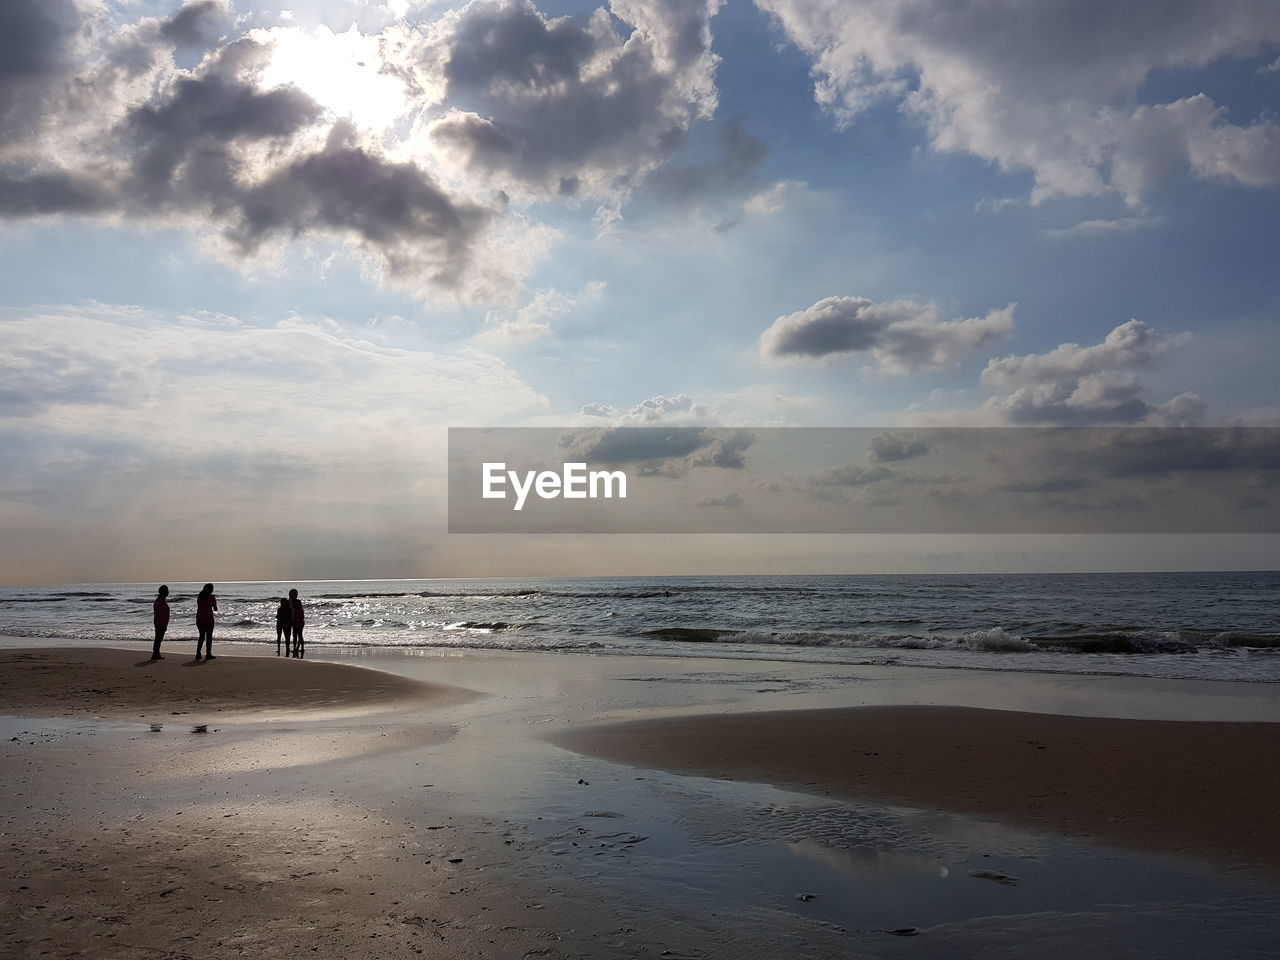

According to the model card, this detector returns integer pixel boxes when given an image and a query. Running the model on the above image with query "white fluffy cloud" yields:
[978,320,1204,424]
[758,0,1280,201]
[760,296,1015,373]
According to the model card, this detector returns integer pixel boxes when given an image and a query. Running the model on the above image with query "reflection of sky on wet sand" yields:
[12,645,1276,959]
[312,648,1280,958]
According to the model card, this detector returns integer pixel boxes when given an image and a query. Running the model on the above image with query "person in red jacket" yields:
[288,588,305,658]
[195,583,218,661]
[151,585,170,661]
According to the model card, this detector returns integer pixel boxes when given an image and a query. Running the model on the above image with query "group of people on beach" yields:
[150,585,306,661]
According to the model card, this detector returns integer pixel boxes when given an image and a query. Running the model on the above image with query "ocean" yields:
[2,571,1278,683]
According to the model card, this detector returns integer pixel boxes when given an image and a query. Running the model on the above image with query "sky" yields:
[2,0,1280,583]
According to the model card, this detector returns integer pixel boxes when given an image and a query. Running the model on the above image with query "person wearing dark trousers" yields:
[195,583,218,661]
[275,597,293,656]
[289,588,305,658]
[151,585,170,660]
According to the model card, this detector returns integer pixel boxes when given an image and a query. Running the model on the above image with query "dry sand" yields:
[553,705,1280,874]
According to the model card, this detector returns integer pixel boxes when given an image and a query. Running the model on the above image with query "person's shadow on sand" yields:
[134,658,160,667]
[182,658,207,667]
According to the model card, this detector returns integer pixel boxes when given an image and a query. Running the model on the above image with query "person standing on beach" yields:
[275,597,293,656]
[195,583,218,661]
[289,588,305,658]
[151,585,170,660]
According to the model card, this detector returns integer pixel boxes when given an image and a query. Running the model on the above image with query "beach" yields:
[5,645,1280,959]
[0,647,474,719]
[554,706,1280,873]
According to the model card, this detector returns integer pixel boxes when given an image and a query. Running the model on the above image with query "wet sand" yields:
[0,647,472,719]
[0,647,762,959]
[553,705,1280,874]
[7,646,1280,958]
[0,648,607,959]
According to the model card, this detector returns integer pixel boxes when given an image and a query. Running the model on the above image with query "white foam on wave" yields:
[962,627,1036,652]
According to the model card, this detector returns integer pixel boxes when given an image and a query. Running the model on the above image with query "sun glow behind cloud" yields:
[259,24,408,132]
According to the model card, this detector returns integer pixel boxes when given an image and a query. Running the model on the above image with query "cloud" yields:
[760,296,1015,373]
[0,0,97,155]
[399,0,725,202]
[867,432,931,463]
[812,463,894,486]
[0,304,547,460]
[691,491,743,508]
[743,180,809,217]
[473,281,604,346]
[977,320,1203,425]
[759,0,1280,201]
[562,427,718,464]
[559,395,755,470]
[645,115,768,203]
[159,1,233,49]
[981,320,1181,389]
[1043,216,1166,239]
[0,4,543,303]
[0,0,759,303]
[227,123,496,297]
[974,196,1019,214]
[1078,427,1280,477]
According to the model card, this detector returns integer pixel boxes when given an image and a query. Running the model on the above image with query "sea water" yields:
[3,571,1278,682]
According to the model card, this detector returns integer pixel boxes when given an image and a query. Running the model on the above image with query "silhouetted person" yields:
[195,583,217,661]
[275,597,292,656]
[289,588,305,658]
[151,585,170,660]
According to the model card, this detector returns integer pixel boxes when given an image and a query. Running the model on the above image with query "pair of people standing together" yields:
[276,589,306,657]
[149,583,216,660]
[150,585,304,661]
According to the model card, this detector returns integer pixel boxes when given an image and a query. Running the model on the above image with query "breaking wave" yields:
[641,625,1280,654]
